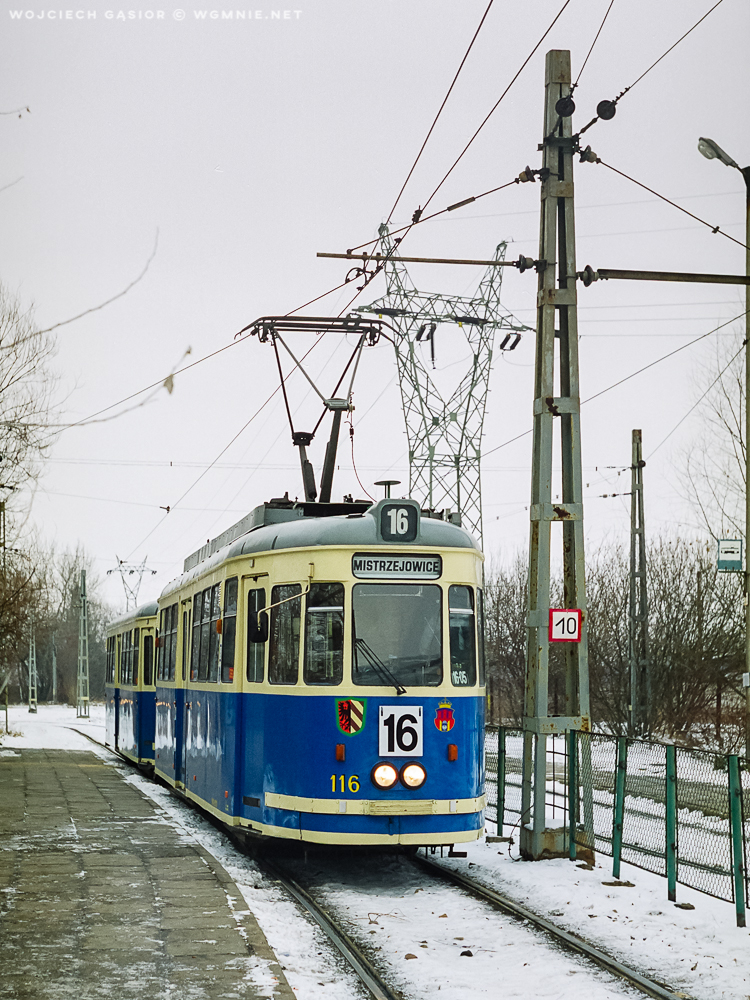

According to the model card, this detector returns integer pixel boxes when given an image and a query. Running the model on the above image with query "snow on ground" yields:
[4,705,749,999]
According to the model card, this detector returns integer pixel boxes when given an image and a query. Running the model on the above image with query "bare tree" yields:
[679,326,745,540]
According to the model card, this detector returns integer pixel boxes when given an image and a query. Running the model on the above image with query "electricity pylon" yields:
[356,225,528,542]
[107,556,157,611]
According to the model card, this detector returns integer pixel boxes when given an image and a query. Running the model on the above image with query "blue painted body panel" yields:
[147,687,484,838]
[106,684,155,765]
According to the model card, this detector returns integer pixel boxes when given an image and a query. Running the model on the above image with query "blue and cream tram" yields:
[108,495,486,847]
[105,601,158,766]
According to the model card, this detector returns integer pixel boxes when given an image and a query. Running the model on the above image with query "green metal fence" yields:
[485,726,748,926]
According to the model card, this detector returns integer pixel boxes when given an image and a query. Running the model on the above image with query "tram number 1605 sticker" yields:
[379,706,423,757]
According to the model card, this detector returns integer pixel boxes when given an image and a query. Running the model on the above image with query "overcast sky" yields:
[1,0,747,609]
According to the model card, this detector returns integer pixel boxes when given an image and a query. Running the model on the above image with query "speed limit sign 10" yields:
[549,608,582,643]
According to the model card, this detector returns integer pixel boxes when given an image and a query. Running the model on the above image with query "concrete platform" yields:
[0,749,294,999]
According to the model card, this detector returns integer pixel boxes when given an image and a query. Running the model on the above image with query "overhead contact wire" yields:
[484,310,745,457]
[419,0,573,214]
[595,159,747,250]
[385,0,496,225]
[572,0,616,89]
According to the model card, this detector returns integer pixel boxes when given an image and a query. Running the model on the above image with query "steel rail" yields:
[254,857,402,1000]
[413,854,694,1000]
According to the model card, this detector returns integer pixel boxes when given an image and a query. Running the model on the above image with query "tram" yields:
[105,601,158,766]
[106,495,486,847]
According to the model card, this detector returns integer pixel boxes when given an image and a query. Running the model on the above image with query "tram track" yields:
[71,729,695,1000]
[412,853,695,1000]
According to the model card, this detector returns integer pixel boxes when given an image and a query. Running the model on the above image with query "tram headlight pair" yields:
[370,761,427,791]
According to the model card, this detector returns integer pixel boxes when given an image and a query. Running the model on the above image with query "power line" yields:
[572,0,616,89]
[483,310,745,458]
[627,0,725,94]
[419,0,573,214]
[646,344,744,459]
[386,0,496,225]
[594,158,747,251]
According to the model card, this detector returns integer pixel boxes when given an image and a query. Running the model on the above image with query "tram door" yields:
[114,633,121,751]
[174,604,190,786]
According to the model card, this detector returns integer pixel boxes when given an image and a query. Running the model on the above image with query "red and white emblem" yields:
[434,700,455,732]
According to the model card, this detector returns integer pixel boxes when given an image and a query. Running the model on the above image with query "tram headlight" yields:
[371,762,399,790]
[400,762,427,790]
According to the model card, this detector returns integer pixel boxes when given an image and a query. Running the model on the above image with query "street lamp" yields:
[698,137,750,757]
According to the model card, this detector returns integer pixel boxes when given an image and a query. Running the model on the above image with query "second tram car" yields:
[105,601,158,766]
[107,495,486,847]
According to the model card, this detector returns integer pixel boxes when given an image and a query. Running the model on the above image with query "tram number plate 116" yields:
[379,706,424,757]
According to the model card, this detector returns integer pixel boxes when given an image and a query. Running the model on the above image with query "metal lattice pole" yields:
[77,570,90,719]
[28,627,37,714]
[628,429,649,735]
[357,229,528,542]
[521,50,591,860]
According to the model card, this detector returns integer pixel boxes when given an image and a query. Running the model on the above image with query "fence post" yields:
[497,726,506,836]
[612,737,627,878]
[728,755,746,928]
[666,744,677,902]
[568,728,577,861]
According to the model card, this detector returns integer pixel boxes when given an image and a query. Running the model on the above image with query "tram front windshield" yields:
[352,583,441,687]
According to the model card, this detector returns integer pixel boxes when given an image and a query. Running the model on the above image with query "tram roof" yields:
[159,500,480,601]
[107,600,160,630]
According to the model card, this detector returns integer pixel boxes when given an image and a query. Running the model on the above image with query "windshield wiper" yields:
[354,637,406,695]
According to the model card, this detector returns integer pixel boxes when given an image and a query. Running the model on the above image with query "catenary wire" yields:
[386,0,496,225]
[593,158,747,250]
[572,0,616,89]
[483,310,745,458]
[647,343,744,460]
[419,0,573,215]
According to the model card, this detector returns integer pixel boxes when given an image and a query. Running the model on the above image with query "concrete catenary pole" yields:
[521,50,591,860]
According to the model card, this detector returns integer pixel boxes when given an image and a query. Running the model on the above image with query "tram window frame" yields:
[169,604,178,681]
[352,583,443,688]
[157,609,165,681]
[133,628,140,686]
[304,583,344,686]
[448,585,476,687]
[123,630,132,686]
[143,633,154,687]
[246,587,266,683]
[106,636,114,684]
[207,583,221,683]
[199,589,211,681]
[221,577,238,684]
[477,588,486,687]
[269,584,302,685]
[191,593,201,681]
[182,609,190,681]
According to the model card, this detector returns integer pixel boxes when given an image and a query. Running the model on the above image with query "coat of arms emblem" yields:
[434,700,455,732]
[337,699,366,735]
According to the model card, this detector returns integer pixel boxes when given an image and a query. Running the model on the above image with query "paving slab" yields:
[0,749,294,1000]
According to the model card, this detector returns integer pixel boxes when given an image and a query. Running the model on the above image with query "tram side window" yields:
[106,637,115,684]
[304,583,344,686]
[157,609,165,681]
[199,589,211,681]
[208,584,221,683]
[191,593,201,681]
[221,578,238,684]
[449,585,476,687]
[246,587,266,683]
[477,588,486,687]
[168,604,178,681]
[122,630,132,686]
[143,634,154,686]
[182,609,190,681]
[133,628,140,686]
[269,584,301,685]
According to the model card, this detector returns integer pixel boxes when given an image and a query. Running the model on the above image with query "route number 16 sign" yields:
[549,608,582,643]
